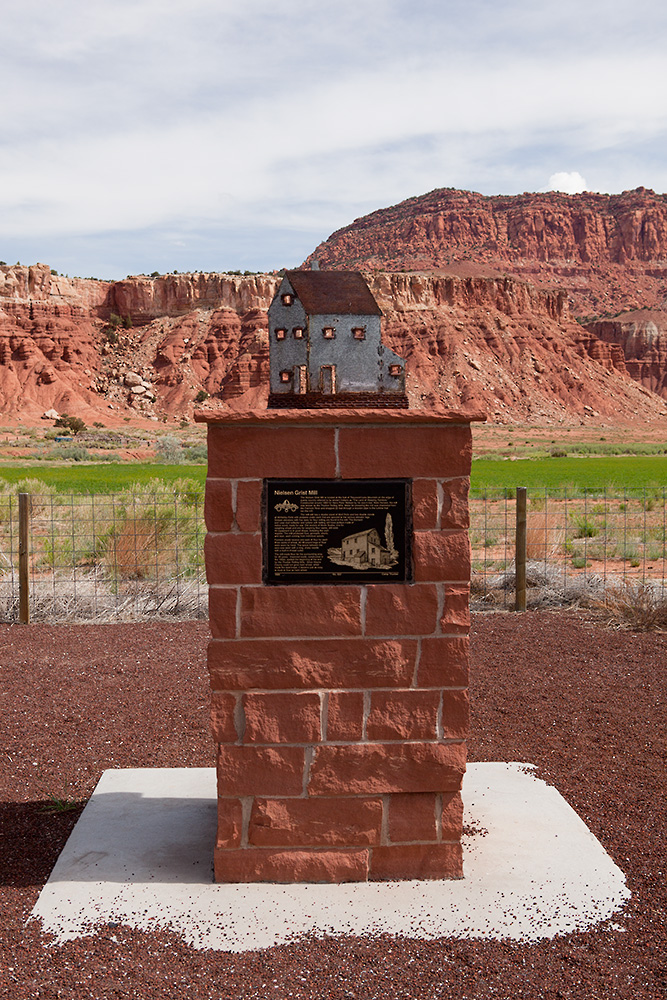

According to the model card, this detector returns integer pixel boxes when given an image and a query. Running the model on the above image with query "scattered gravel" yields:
[1,613,665,999]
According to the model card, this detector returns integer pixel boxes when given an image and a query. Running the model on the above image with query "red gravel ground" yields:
[1,613,665,999]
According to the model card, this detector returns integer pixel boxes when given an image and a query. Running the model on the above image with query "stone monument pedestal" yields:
[196,406,484,883]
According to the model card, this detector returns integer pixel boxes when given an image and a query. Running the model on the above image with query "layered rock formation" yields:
[1,262,664,427]
[0,264,278,425]
[586,309,667,399]
[5,184,667,434]
[371,272,661,423]
[307,187,667,318]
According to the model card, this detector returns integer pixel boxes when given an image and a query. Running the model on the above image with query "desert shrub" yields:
[100,479,203,582]
[525,514,565,561]
[572,516,598,539]
[56,446,90,462]
[595,581,667,631]
[183,444,207,463]
[154,435,183,464]
[102,312,123,341]
[195,389,209,403]
[0,479,58,516]
[1,478,204,579]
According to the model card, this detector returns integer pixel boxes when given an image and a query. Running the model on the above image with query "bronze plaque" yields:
[264,479,412,584]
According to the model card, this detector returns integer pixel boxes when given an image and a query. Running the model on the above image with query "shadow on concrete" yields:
[43,791,217,884]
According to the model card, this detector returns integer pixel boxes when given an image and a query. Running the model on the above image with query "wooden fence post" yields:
[18,493,31,624]
[515,487,527,612]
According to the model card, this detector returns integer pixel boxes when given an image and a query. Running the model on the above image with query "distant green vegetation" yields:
[0,464,207,493]
[3,455,667,495]
[471,456,667,493]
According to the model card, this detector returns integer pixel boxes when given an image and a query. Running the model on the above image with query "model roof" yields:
[285,270,382,316]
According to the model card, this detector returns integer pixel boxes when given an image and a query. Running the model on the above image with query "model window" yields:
[281,294,293,306]
[322,327,335,339]
[389,364,402,376]
[275,328,286,340]
[293,327,304,339]
[352,327,365,340]
[279,369,292,383]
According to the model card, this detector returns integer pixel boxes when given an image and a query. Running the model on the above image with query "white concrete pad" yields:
[30,763,629,951]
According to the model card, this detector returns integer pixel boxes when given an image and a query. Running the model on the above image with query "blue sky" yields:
[1,0,666,279]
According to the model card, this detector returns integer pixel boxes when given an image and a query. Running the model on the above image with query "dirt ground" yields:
[1,613,665,999]
[471,421,667,456]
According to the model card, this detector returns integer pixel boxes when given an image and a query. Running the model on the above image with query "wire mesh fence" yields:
[3,485,207,622]
[3,485,667,622]
[470,486,667,609]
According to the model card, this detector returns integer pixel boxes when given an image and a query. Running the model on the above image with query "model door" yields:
[295,365,307,394]
[320,365,336,394]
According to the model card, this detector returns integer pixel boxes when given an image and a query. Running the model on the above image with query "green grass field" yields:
[2,454,667,494]
[471,455,667,492]
[0,463,207,493]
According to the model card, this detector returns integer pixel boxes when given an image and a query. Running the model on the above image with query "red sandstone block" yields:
[205,479,233,532]
[337,425,471,479]
[413,530,471,582]
[243,692,321,744]
[441,478,470,529]
[208,590,238,639]
[249,797,382,847]
[412,480,439,530]
[205,533,262,585]
[208,425,336,479]
[216,798,243,849]
[370,843,463,880]
[365,584,439,637]
[308,742,466,796]
[366,690,440,741]
[239,587,361,638]
[441,690,470,740]
[210,691,238,742]
[388,793,437,843]
[235,479,263,532]
[441,791,464,840]
[217,745,304,796]
[417,637,469,687]
[214,847,370,883]
[326,691,365,741]
[440,584,471,634]
[209,638,417,690]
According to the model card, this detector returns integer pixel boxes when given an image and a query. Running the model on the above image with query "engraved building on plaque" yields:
[267,266,408,408]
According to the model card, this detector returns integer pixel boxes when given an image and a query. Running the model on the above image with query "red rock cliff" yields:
[1,262,665,427]
[586,310,667,399]
[308,187,667,318]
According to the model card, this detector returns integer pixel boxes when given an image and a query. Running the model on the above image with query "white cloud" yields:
[547,172,589,194]
[1,0,667,276]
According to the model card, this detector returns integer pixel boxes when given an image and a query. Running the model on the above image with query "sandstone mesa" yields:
[2,188,667,428]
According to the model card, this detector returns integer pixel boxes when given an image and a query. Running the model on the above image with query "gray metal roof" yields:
[285,270,382,316]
